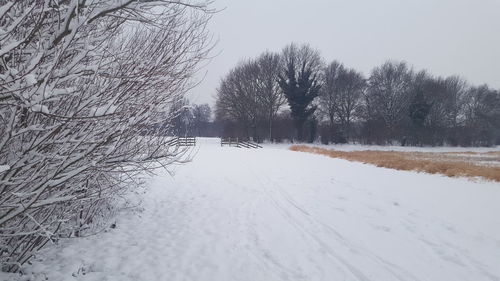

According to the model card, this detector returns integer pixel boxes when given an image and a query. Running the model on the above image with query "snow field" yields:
[3,138,500,281]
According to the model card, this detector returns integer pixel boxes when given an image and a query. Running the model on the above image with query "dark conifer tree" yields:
[409,89,431,145]
[278,43,322,141]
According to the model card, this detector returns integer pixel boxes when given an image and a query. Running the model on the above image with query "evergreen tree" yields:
[409,89,431,145]
[278,43,322,141]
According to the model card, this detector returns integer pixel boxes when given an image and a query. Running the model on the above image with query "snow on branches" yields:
[0,0,213,272]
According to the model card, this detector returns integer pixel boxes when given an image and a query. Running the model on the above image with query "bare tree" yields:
[407,71,435,145]
[170,98,194,137]
[410,74,469,145]
[365,61,414,142]
[319,61,365,142]
[278,43,323,142]
[192,103,212,136]
[215,52,285,141]
[0,0,214,271]
[462,85,500,145]
[255,52,286,141]
[215,60,263,139]
[336,68,365,139]
[441,76,468,129]
[318,61,343,132]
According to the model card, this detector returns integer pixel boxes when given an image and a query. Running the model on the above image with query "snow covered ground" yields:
[4,138,500,281]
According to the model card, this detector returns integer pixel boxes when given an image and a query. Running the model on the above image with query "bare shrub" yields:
[0,0,214,272]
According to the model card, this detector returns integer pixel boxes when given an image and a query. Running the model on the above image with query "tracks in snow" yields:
[16,140,500,281]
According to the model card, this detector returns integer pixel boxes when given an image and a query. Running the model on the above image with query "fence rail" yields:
[220,137,262,149]
[167,136,196,147]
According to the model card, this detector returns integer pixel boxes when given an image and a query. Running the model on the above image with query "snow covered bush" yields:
[0,0,213,272]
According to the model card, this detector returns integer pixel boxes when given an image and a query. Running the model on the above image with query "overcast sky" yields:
[187,0,500,106]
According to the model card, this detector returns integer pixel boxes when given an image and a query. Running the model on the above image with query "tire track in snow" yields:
[244,168,373,281]
[246,162,422,281]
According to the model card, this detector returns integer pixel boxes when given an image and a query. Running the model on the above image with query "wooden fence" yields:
[167,136,196,147]
[220,137,262,149]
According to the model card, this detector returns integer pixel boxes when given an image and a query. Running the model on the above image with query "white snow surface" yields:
[93,104,118,117]
[30,104,49,114]
[4,138,500,281]
[0,165,10,173]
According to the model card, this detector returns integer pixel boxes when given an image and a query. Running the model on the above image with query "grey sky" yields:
[188,0,500,106]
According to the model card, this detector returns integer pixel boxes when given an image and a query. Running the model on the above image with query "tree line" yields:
[215,43,500,146]
[151,98,216,137]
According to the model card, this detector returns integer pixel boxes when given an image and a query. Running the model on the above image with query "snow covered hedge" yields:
[0,0,213,272]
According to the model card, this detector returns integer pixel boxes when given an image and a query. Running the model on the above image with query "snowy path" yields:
[14,138,500,281]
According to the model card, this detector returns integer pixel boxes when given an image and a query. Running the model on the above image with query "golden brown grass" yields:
[289,145,500,182]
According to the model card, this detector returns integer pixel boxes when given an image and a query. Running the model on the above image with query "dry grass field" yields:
[290,145,500,182]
